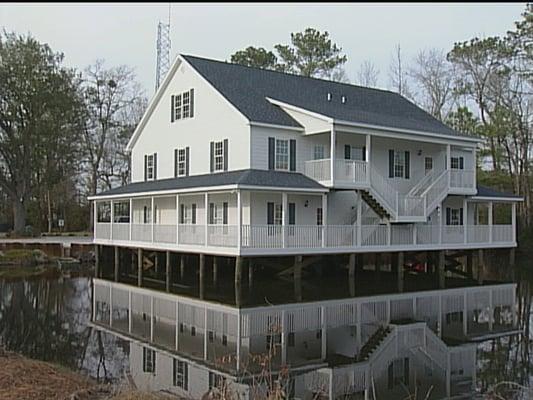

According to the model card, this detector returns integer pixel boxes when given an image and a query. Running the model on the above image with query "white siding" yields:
[279,107,331,135]
[131,60,250,182]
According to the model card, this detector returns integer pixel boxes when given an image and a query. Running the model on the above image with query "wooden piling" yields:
[137,248,143,287]
[199,254,205,299]
[166,251,171,293]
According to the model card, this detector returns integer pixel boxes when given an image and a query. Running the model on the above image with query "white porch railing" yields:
[95,222,515,251]
[335,159,368,184]
[450,169,475,190]
[304,159,331,182]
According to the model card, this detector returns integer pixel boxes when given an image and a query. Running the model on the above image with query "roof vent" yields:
[327,92,332,101]
[341,95,347,104]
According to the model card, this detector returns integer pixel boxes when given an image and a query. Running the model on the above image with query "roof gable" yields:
[183,54,474,139]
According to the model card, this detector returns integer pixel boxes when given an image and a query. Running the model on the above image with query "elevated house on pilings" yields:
[89,54,523,399]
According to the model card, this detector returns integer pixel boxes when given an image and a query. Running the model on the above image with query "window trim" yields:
[142,347,156,373]
[176,148,186,177]
[214,140,224,172]
[146,154,155,180]
[275,139,289,171]
[173,359,189,390]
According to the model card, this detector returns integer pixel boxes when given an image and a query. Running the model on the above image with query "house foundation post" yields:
[165,251,171,293]
[95,245,100,278]
[212,256,218,287]
[180,255,185,281]
[235,256,243,307]
[248,259,254,289]
[510,248,516,268]
[374,253,381,282]
[466,251,473,279]
[137,248,143,287]
[294,255,303,302]
[348,253,356,297]
[114,246,119,282]
[477,249,484,284]
[438,251,445,289]
[199,254,205,300]
[398,251,404,293]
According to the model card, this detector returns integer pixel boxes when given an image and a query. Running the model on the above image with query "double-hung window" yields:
[275,139,289,170]
[274,204,283,225]
[146,154,155,180]
[171,89,194,122]
[446,207,463,226]
[214,141,224,171]
[182,91,190,118]
[394,151,406,178]
[142,347,156,373]
[451,156,464,170]
[176,148,186,176]
[174,94,182,120]
[173,359,188,390]
[314,145,325,160]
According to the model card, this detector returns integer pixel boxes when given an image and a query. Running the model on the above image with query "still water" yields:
[0,262,532,398]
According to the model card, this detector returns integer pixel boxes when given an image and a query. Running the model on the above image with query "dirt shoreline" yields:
[0,348,169,400]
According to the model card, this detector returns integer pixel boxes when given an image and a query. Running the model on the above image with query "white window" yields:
[275,139,289,170]
[425,157,433,173]
[214,140,224,171]
[174,94,182,120]
[142,347,156,373]
[182,91,190,118]
[177,148,186,176]
[350,146,364,161]
[274,204,283,225]
[393,151,406,178]
[184,206,192,224]
[146,154,155,180]
[173,359,188,390]
[451,156,464,170]
[314,145,325,160]
[450,209,461,226]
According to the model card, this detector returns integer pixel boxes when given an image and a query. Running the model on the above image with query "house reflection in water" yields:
[91,274,516,399]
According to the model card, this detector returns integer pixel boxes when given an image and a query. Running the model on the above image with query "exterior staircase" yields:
[361,190,390,220]
[357,326,393,361]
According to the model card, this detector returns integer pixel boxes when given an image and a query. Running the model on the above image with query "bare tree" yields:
[388,44,412,99]
[80,60,146,227]
[409,48,456,121]
[357,60,380,87]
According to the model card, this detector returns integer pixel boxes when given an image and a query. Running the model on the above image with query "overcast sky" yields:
[0,2,526,97]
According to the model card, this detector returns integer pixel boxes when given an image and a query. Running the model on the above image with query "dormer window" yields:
[171,89,194,122]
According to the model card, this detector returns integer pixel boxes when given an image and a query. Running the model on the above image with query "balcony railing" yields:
[95,222,515,251]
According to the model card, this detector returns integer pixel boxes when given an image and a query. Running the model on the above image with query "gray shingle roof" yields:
[475,185,522,199]
[94,169,326,197]
[182,54,472,138]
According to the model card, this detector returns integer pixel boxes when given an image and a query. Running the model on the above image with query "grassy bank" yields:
[0,348,170,400]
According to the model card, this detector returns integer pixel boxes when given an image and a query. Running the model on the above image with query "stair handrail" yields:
[408,169,437,197]
[369,168,401,215]
[422,170,450,215]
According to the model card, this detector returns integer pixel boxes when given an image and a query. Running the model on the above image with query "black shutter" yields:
[174,149,178,177]
[459,157,464,170]
[209,203,214,224]
[185,147,190,176]
[171,95,175,123]
[223,139,228,171]
[268,137,275,170]
[446,208,451,225]
[189,89,194,118]
[192,204,196,224]
[267,202,274,225]
[344,145,351,160]
[405,151,410,179]
[223,202,228,225]
[460,207,464,225]
[153,153,157,180]
[210,142,214,173]
[389,150,394,178]
[362,146,366,161]
[288,203,296,225]
[289,139,296,171]
[180,204,184,224]
[144,155,148,181]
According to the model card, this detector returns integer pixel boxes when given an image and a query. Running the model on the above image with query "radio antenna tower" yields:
[155,4,171,90]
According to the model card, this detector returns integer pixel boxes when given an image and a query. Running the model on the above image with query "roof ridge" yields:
[180,53,398,96]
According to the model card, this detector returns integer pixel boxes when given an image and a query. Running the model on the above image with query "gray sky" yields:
[0,2,526,97]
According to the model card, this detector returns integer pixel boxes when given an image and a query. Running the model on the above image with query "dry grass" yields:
[0,348,172,400]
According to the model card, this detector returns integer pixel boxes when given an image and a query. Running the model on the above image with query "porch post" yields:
[204,193,209,246]
[321,193,327,247]
[281,310,287,365]
[357,192,362,247]
[365,134,371,184]
[321,306,327,360]
[282,192,288,248]
[446,144,451,187]
[488,201,493,243]
[488,288,494,331]
[150,295,154,342]
[512,202,517,243]
[175,194,179,245]
[129,198,133,241]
[330,126,336,183]
[236,311,241,372]
[150,197,154,243]
[110,200,114,240]
[93,200,98,235]
[463,291,468,337]
[472,146,477,189]
[128,289,132,333]
[463,198,468,244]
[237,190,242,251]
[438,204,443,244]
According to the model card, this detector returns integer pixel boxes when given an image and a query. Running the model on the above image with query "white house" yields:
[90,54,521,257]
[88,54,522,399]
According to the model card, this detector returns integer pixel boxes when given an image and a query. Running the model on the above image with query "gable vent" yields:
[327,92,332,101]
[341,95,347,104]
